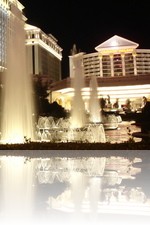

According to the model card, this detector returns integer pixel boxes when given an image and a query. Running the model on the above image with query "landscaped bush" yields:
[0,140,150,150]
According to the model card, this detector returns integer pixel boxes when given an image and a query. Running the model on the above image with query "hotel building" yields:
[1,1,150,111]
[51,35,150,110]
[0,0,63,84]
[0,0,26,72]
[0,0,7,72]
[24,24,62,83]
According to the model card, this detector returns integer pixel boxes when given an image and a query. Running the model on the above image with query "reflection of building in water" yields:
[103,186,147,204]
[47,186,150,215]
[35,156,141,184]
[0,153,150,225]
[34,156,150,215]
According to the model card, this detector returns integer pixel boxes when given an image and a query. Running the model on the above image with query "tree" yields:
[33,76,50,117]
[33,76,68,119]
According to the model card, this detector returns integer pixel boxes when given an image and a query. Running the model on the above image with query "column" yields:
[99,54,103,77]
[132,51,137,75]
[110,54,114,77]
[121,53,125,76]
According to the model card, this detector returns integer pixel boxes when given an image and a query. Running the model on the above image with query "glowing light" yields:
[1,1,35,144]
[98,48,134,55]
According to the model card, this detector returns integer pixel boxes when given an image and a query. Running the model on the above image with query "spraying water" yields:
[1,2,35,143]
[36,52,106,142]
[89,75,102,123]
[70,53,86,128]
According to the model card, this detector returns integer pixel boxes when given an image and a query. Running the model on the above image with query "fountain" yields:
[0,9,105,144]
[0,1,35,144]
[89,75,102,123]
[37,52,107,143]
[0,2,121,145]
[35,52,106,143]
[70,52,87,128]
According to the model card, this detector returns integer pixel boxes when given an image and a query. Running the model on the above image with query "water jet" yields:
[0,1,35,144]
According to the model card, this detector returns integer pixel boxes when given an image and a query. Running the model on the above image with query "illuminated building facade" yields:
[0,0,7,72]
[25,24,63,83]
[83,35,149,78]
[0,1,63,84]
[51,35,150,110]
[0,0,25,72]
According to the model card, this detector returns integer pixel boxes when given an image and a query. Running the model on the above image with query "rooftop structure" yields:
[25,23,63,83]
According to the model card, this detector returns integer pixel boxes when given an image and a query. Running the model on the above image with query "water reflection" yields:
[0,151,150,225]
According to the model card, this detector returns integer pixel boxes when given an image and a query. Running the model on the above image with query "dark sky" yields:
[20,0,150,78]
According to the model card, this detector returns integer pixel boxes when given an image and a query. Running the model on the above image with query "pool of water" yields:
[105,121,141,143]
[0,152,149,225]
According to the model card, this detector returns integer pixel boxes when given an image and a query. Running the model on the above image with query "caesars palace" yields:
[1,0,150,112]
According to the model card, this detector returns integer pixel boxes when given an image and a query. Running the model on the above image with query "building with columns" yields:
[85,35,138,78]
[25,24,62,84]
[51,35,150,111]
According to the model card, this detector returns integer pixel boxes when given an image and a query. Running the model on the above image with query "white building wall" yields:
[81,50,150,78]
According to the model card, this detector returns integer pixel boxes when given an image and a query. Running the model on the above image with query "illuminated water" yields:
[89,75,102,123]
[70,53,87,128]
[36,54,106,143]
[1,6,35,144]
[36,53,106,143]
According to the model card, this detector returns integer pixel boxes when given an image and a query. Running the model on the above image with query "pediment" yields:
[24,23,40,31]
[95,35,139,52]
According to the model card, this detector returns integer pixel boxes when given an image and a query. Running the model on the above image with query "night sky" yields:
[20,0,150,78]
